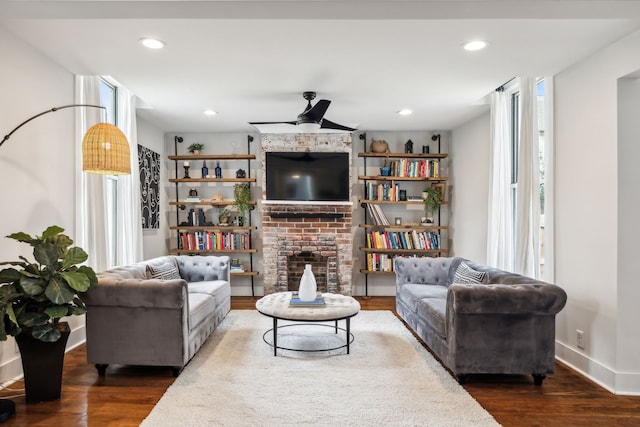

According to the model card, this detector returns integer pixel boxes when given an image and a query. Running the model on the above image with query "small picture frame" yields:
[431,182,446,202]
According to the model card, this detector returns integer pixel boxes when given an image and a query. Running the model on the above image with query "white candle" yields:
[184,161,190,167]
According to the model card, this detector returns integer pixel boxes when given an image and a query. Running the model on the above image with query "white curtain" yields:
[515,77,540,277]
[75,76,143,271]
[486,89,514,270]
[75,75,110,272]
[542,77,555,283]
[114,85,144,266]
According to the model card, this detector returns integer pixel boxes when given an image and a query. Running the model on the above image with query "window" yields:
[509,79,546,277]
[99,78,119,267]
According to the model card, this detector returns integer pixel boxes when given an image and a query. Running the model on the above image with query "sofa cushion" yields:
[416,297,447,338]
[398,283,448,312]
[146,263,181,280]
[188,293,217,332]
[453,261,489,284]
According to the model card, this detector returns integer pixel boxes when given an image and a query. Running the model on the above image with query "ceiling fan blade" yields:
[304,99,331,122]
[320,119,357,132]
[248,121,297,125]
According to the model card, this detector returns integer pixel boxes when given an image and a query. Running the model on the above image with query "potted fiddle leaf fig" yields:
[0,225,98,403]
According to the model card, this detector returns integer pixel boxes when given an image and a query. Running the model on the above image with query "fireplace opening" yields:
[287,252,328,293]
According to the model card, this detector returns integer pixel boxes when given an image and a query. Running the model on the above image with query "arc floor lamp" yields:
[1,104,131,175]
[0,104,131,422]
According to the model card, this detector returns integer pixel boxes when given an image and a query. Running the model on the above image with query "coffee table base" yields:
[263,318,354,356]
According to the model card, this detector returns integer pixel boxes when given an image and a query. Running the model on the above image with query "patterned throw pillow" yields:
[146,263,181,280]
[453,261,489,284]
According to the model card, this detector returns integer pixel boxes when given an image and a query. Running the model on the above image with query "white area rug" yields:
[141,310,500,427]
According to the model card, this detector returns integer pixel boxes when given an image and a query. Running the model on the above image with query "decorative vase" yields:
[298,264,317,302]
[16,323,70,404]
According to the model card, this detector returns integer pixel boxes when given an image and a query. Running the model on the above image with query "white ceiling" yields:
[1,1,639,133]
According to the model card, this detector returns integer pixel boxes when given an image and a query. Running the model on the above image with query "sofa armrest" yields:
[84,278,187,309]
[447,283,567,316]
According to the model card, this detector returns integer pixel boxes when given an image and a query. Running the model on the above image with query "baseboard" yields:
[556,340,640,395]
[0,325,87,386]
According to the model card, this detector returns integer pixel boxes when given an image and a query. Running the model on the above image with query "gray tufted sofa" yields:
[394,256,567,385]
[84,255,230,376]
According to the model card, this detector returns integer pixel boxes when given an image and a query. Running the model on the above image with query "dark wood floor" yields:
[0,296,638,426]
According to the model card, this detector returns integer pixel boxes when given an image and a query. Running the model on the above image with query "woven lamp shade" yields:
[82,123,131,175]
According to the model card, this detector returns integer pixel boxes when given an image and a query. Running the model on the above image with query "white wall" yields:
[450,112,490,262]
[553,29,640,394]
[138,117,170,259]
[0,26,78,383]
[616,75,640,393]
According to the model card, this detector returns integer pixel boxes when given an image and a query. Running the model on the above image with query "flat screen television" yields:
[265,152,350,202]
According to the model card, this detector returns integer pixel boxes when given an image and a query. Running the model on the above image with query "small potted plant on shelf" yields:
[422,187,441,225]
[218,208,231,226]
[187,143,205,155]
[233,183,251,226]
[0,225,98,403]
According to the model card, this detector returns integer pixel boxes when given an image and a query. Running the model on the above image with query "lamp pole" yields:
[0,104,105,148]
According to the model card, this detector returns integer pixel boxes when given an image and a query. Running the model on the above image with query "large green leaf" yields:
[51,234,73,250]
[0,268,21,284]
[60,271,91,293]
[77,266,98,287]
[17,311,49,328]
[31,324,61,342]
[41,225,64,240]
[61,247,88,270]
[19,276,46,297]
[45,276,76,304]
[67,305,87,316]
[34,242,60,270]
[44,306,68,320]
[5,232,34,244]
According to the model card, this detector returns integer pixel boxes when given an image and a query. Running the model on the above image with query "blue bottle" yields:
[201,161,208,178]
[215,162,222,179]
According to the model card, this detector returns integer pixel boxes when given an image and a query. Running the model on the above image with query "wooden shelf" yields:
[358,175,447,182]
[169,200,256,207]
[358,152,447,159]
[359,269,396,275]
[170,225,256,231]
[169,154,256,161]
[359,224,448,231]
[170,248,257,255]
[359,199,448,205]
[169,177,256,183]
[359,247,448,255]
[231,271,260,277]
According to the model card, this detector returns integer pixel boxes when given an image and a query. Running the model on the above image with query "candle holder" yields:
[183,165,190,179]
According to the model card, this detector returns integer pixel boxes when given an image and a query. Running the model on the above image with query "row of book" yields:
[365,203,391,225]
[366,230,442,250]
[388,159,440,178]
[366,253,394,272]
[364,182,400,202]
[179,231,251,251]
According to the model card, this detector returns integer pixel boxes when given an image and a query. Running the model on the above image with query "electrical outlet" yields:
[576,329,585,350]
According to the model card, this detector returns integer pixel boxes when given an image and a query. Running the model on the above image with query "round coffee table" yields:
[255,292,360,356]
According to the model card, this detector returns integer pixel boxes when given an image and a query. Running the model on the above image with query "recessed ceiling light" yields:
[463,40,487,51]
[203,110,218,116]
[139,38,166,49]
[397,109,413,116]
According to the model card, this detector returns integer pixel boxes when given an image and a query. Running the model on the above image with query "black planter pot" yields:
[15,323,70,404]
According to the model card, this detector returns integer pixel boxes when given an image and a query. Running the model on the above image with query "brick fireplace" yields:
[260,133,353,295]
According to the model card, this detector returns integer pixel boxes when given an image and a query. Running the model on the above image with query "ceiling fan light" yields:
[297,122,321,133]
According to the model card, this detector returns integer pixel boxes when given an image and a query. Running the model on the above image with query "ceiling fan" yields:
[249,91,357,132]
